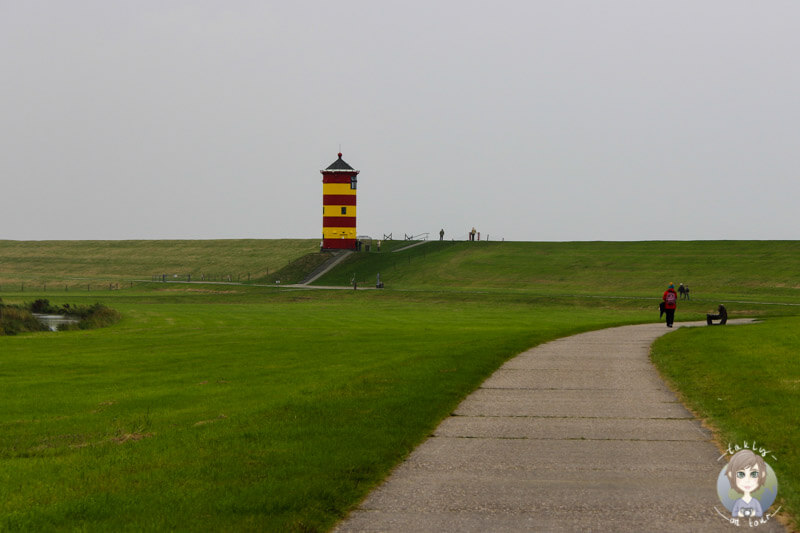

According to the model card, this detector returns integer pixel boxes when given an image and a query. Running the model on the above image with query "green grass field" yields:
[1,240,799,531]
[651,317,800,526]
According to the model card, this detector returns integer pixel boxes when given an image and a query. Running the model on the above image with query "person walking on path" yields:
[663,282,678,327]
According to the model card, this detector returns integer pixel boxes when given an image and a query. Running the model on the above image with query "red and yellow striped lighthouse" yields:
[321,153,360,250]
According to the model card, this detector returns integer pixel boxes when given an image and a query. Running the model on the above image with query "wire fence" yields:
[0,282,132,293]
[150,273,256,283]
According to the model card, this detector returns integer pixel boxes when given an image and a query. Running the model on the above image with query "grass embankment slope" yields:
[1,240,799,531]
[317,240,800,302]
[0,239,319,287]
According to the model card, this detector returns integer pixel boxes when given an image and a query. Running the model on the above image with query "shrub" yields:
[0,307,48,336]
[78,304,121,329]
[30,299,59,314]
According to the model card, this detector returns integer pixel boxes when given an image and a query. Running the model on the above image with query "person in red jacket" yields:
[662,283,678,327]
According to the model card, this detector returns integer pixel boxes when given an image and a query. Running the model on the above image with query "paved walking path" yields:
[392,241,429,253]
[301,250,354,285]
[335,320,787,532]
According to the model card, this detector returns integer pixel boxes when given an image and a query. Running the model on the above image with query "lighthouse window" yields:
[341,207,347,215]
[350,176,357,190]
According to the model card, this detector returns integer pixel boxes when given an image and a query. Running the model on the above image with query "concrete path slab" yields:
[334,320,787,532]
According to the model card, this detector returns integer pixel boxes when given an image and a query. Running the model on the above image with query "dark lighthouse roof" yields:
[324,152,356,172]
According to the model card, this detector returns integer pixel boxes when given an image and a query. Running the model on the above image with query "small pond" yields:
[33,314,81,331]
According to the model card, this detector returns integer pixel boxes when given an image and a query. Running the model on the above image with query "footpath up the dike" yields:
[335,320,788,532]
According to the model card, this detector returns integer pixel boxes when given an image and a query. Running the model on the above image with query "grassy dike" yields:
[0,239,319,287]
[1,240,799,530]
[316,240,800,302]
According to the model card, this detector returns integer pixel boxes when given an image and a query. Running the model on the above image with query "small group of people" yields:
[437,227,481,241]
[437,228,481,241]
[678,282,691,300]
[660,282,726,327]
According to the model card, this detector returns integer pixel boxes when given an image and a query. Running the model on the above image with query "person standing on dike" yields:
[662,283,678,327]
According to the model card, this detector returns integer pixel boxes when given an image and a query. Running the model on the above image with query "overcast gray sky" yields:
[2,1,798,241]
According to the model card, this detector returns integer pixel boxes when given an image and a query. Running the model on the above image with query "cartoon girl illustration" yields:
[725,449,767,518]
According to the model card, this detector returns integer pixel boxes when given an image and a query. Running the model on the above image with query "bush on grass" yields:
[0,299,121,335]
[75,303,121,330]
[0,306,48,335]
[30,298,60,314]
[50,302,121,331]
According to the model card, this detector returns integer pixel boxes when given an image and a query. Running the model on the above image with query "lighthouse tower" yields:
[320,153,360,250]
